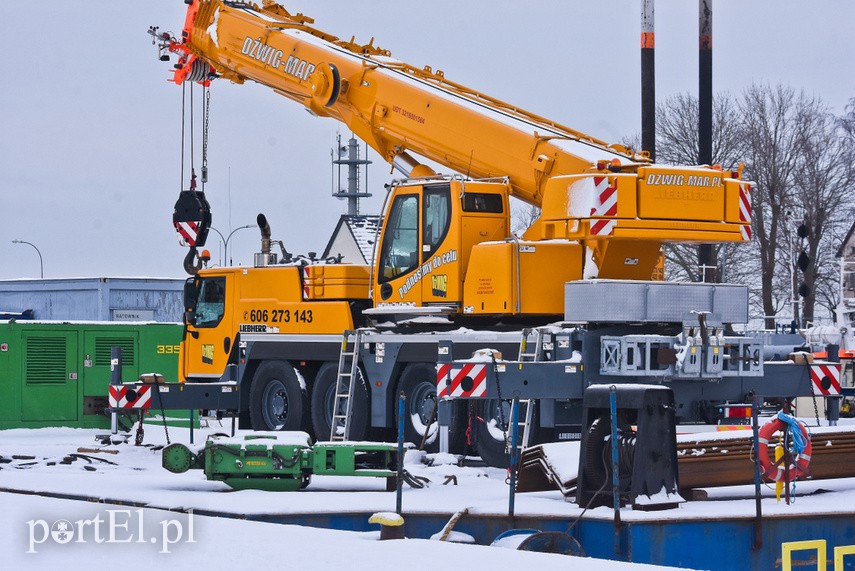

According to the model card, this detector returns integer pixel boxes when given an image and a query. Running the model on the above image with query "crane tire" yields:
[473,399,541,469]
[397,363,465,454]
[249,360,307,432]
[310,361,370,441]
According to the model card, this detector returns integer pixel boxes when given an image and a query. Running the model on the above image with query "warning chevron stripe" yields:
[589,177,618,236]
[738,184,753,242]
[175,221,200,247]
[810,363,841,396]
[436,363,487,398]
[108,385,153,409]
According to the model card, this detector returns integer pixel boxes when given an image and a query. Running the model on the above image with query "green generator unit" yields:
[163,432,400,491]
[0,320,183,429]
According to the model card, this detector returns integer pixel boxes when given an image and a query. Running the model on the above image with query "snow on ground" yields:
[0,493,685,570]
[1,422,854,568]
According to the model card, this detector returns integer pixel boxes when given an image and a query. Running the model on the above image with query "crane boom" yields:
[163,0,754,296]
[169,0,640,207]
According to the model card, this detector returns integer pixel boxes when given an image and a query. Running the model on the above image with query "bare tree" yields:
[510,197,541,237]
[840,98,855,140]
[653,92,758,308]
[738,84,809,329]
[789,100,855,323]
[656,92,745,167]
[648,87,854,328]
[840,97,855,185]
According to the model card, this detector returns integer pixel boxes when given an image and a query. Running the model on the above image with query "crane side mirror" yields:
[183,277,200,326]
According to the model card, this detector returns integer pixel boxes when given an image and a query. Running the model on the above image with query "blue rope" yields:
[774,412,812,503]
[776,411,807,454]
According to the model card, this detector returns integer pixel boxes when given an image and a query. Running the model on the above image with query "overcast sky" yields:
[1,0,852,280]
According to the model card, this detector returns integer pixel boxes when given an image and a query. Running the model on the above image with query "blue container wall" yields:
[236,511,855,570]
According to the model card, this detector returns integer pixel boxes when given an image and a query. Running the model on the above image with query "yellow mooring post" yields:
[781,539,827,571]
[775,439,784,502]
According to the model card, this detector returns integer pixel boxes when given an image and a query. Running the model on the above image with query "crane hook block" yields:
[173,190,212,249]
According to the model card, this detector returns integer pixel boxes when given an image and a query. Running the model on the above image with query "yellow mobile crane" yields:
[140,1,768,463]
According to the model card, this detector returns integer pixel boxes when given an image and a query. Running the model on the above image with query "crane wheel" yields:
[248,360,307,431]
[310,361,370,441]
[473,399,540,469]
[397,363,466,454]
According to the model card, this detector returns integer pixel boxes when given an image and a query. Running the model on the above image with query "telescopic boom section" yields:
[170,0,639,207]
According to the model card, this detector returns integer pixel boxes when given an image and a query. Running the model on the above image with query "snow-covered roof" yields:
[346,215,381,263]
[322,214,381,264]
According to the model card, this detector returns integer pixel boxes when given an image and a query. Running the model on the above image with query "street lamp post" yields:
[12,240,43,278]
[208,227,227,266]
[209,225,254,266]
[226,225,255,266]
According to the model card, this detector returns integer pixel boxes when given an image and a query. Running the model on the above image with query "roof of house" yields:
[322,214,382,264]
[838,220,855,258]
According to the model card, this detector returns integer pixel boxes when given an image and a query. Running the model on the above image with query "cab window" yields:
[194,277,226,328]
[423,186,450,260]
[461,192,503,213]
[378,194,419,282]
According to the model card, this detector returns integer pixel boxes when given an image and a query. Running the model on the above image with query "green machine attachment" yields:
[163,432,401,491]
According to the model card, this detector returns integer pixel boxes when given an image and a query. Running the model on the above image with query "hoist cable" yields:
[180,82,186,191]
[190,82,195,175]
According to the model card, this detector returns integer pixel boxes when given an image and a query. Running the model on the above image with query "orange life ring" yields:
[757,417,812,482]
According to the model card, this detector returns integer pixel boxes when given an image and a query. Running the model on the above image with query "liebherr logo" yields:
[240,36,316,80]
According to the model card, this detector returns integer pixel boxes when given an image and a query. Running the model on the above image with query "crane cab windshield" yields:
[185,276,226,328]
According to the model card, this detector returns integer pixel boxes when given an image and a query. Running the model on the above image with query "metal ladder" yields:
[518,327,543,362]
[512,328,543,452]
[330,329,363,441]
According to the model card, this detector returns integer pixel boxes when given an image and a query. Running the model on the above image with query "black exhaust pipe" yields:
[257,213,271,256]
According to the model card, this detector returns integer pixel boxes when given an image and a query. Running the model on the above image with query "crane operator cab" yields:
[371,177,581,321]
[182,274,233,378]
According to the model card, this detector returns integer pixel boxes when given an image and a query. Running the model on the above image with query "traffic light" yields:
[796,224,810,298]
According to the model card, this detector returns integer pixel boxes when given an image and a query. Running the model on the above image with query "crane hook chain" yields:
[202,86,210,184]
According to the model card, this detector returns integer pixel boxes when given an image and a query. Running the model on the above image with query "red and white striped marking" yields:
[589,177,617,236]
[302,267,311,299]
[738,184,752,241]
[175,221,201,247]
[436,363,487,398]
[810,363,841,396]
[108,385,152,409]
